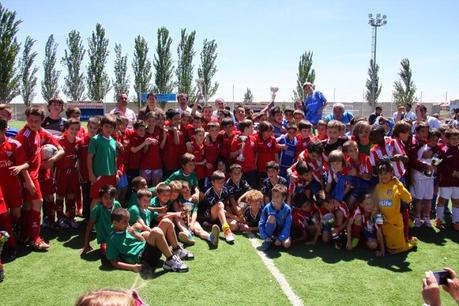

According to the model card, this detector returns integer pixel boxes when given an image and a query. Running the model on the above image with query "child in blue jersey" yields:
[259,184,292,251]
[277,123,299,180]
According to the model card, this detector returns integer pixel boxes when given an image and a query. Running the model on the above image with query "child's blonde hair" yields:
[327,120,345,131]
[240,190,263,204]
[168,180,183,193]
[75,289,144,306]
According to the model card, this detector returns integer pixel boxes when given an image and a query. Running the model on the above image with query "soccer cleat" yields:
[209,224,220,247]
[173,247,194,260]
[224,228,235,243]
[178,231,195,246]
[31,237,49,251]
[260,240,271,252]
[57,218,69,229]
[414,218,422,228]
[68,219,79,229]
[163,255,189,272]
[423,218,432,228]
[435,219,445,229]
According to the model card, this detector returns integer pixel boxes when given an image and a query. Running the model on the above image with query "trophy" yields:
[373,213,384,225]
[195,78,207,106]
[270,86,279,103]
[183,202,194,227]
[237,135,248,161]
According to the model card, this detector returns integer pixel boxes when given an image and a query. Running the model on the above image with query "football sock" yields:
[436,206,445,221]
[222,223,230,232]
[265,222,276,237]
[452,207,459,224]
[56,199,64,220]
[29,210,41,241]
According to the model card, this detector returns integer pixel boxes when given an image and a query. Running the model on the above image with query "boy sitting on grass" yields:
[259,184,292,251]
[82,185,121,257]
[106,208,189,273]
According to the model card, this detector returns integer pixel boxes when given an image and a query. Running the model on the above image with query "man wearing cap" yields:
[303,82,327,125]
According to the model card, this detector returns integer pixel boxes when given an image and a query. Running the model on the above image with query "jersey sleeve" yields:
[105,237,120,261]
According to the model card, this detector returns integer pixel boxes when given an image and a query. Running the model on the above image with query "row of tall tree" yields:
[294,51,418,107]
[0,3,219,104]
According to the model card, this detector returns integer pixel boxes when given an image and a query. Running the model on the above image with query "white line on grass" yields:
[247,234,304,306]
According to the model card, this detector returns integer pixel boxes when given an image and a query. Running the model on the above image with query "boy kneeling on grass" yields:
[106,207,189,273]
[259,184,292,251]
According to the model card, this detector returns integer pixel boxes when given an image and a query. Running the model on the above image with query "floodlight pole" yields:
[368,13,387,105]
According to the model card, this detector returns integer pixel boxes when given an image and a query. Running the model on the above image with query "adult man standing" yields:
[324,103,354,125]
[303,82,327,125]
[109,93,137,129]
[176,93,192,114]
[368,105,383,125]
[393,105,406,123]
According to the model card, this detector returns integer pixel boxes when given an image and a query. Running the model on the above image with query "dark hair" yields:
[64,118,81,130]
[100,114,116,128]
[131,176,147,191]
[415,121,429,133]
[98,185,117,199]
[181,153,195,166]
[298,120,312,130]
[221,117,234,128]
[156,182,171,194]
[306,141,324,155]
[377,160,394,174]
[194,127,205,135]
[392,121,411,138]
[133,120,146,130]
[0,118,6,130]
[229,163,242,172]
[238,119,253,132]
[211,170,226,181]
[258,121,273,135]
[296,160,311,176]
[166,109,180,120]
[266,161,280,171]
[428,128,441,139]
[65,106,81,118]
[292,192,310,208]
[137,189,153,199]
[270,106,282,117]
[25,106,45,121]
[111,208,129,222]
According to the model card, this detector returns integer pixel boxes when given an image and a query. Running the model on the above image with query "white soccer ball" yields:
[41,144,58,160]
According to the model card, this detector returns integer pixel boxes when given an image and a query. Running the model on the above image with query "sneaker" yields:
[209,224,220,247]
[173,247,194,260]
[57,218,69,229]
[42,219,56,229]
[31,237,49,251]
[178,231,195,246]
[68,219,79,229]
[435,219,445,229]
[224,228,235,243]
[260,240,271,252]
[423,218,432,228]
[163,255,189,272]
[414,218,423,228]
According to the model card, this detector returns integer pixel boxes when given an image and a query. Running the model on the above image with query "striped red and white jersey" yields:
[369,137,406,179]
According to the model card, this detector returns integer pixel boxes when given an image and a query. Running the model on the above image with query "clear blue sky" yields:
[4,0,459,103]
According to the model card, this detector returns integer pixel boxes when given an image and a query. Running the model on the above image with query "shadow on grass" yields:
[284,241,412,273]
[97,259,168,280]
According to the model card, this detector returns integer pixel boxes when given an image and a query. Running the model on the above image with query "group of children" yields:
[0,95,458,281]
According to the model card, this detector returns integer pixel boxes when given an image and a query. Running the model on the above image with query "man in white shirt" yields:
[176,93,192,114]
[109,93,137,129]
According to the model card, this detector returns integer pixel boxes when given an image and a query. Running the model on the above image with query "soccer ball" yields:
[41,144,58,160]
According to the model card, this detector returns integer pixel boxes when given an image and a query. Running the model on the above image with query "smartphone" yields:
[433,270,451,285]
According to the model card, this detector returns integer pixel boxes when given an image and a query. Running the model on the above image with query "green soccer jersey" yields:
[127,186,156,209]
[88,134,117,176]
[106,230,146,264]
[165,169,198,191]
[128,204,152,226]
[90,201,122,243]
[178,196,199,213]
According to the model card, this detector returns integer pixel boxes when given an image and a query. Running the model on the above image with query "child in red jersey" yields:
[140,111,166,187]
[79,117,100,219]
[126,120,151,195]
[0,119,33,255]
[295,120,313,158]
[346,193,385,256]
[230,119,257,187]
[315,120,328,141]
[319,197,349,248]
[16,106,64,250]
[291,193,320,245]
[163,109,186,178]
[436,128,459,229]
[184,113,203,142]
[203,121,221,188]
[54,119,82,229]
[186,128,207,189]
[65,106,86,138]
[255,121,280,185]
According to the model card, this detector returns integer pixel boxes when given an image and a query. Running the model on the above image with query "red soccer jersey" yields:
[126,133,145,170]
[55,136,81,172]
[204,136,221,176]
[77,126,87,139]
[295,135,312,158]
[437,145,459,187]
[163,128,186,172]
[255,135,280,173]
[79,134,91,181]
[369,137,406,179]
[140,127,163,170]
[346,153,372,178]
[191,141,206,180]
[230,135,257,172]
[16,127,59,180]
[219,131,237,161]
[0,137,27,184]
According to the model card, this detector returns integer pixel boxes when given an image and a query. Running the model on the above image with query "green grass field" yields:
[2,120,459,305]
